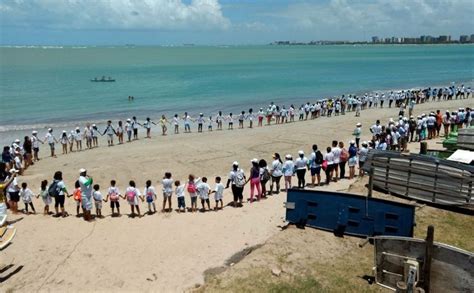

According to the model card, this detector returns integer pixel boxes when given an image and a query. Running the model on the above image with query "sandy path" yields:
[1,98,470,292]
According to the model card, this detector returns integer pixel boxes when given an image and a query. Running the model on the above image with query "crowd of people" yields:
[2,84,472,178]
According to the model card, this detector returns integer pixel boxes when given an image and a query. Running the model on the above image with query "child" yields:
[92,184,103,218]
[208,116,213,131]
[20,182,36,214]
[104,180,121,216]
[159,115,169,136]
[227,113,234,130]
[197,177,211,211]
[210,176,224,210]
[162,172,173,212]
[60,130,68,154]
[144,180,157,214]
[186,174,199,212]
[174,180,186,213]
[126,180,143,217]
[36,180,51,215]
[72,180,82,216]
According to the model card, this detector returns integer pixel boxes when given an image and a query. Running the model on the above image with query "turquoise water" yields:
[0,45,473,140]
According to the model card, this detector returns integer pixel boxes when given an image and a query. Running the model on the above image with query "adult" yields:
[51,171,69,217]
[347,141,358,180]
[338,141,348,179]
[358,142,369,177]
[225,162,246,207]
[324,147,334,185]
[6,169,20,214]
[294,151,308,189]
[23,136,33,169]
[331,140,341,181]
[31,130,44,162]
[44,128,58,157]
[309,144,323,187]
[269,153,283,194]
[79,168,93,221]
[246,159,261,203]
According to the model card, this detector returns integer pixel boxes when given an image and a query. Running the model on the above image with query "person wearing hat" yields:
[44,128,59,158]
[225,161,246,207]
[84,123,93,150]
[358,142,369,177]
[31,130,44,162]
[269,153,283,194]
[68,130,75,152]
[91,123,100,147]
[295,151,308,189]
[353,123,362,148]
[22,135,33,169]
[0,168,17,206]
[125,118,133,142]
[245,158,261,202]
[73,127,83,152]
[282,154,294,191]
[78,168,93,221]
[59,130,69,155]
[6,169,20,214]
[257,108,265,127]
[348,141,357,179]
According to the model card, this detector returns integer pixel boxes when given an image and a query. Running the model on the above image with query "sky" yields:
[0,0,473,45]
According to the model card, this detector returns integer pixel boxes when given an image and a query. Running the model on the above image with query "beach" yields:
[1,97,471,292]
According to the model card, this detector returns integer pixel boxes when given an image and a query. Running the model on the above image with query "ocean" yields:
[0,44,473,145]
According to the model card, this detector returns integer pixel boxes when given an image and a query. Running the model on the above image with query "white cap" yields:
[62,130,66,133]
[298,150,304,155]
[9,168,18,173]
[362,141,368,146]
[251,158,258,163]
[32,130,38,134]
[232,161,239,166]
[79,168,87,173]
[127,118,131,122]
[356,122,361,127]
[285,154,292,159]
[14,139,20,143]
[92,124,96,127]
[75,127,80,130]
[48,128,52,132]
[350,140,355,144]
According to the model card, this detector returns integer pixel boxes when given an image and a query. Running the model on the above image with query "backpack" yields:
[73,188,82,201]
[260,168,271,181]
[187,181,197,193]
[126,190,136,202]
[315,151,324,165]
[48,181,61,197]
[109,192,119,202]
[340,149,349,162]
[234,170,246,188]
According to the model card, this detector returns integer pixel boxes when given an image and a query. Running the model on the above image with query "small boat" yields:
[91,76,115,82]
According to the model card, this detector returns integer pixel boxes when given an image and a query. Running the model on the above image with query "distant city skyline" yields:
[1,0,473,45]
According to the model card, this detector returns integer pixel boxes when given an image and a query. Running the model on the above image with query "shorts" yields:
[95,201,102,210]
[310,167,321,176]
[133,129,138,135]
[55,195,65,208]
[231,185,243,202]
[163,191,172,198]
[190,196,197,205]
[107,134,113,140]
[49,143,55,150]
[177,196,186,208]
[359,161,365,169]
[146,196,154,203]
[214,194,223,201]
[9,191,20,202]
[110,201,120,209]
[348,157,357,167]
[33,147,39,154]
[76,200,81,207]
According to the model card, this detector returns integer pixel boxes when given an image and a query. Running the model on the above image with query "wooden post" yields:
[368,167,374,198]
[423,225,434,293]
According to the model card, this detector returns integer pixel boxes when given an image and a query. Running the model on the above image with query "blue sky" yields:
[0,0,473,45]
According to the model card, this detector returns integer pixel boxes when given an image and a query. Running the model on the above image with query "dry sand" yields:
[1,98,471,292]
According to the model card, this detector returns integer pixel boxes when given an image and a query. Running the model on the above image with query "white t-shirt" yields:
[93,191,103,202]
[32,136,40,148]
[197,182,210,199]
[7,177,19,193]
[228,169,245,185]
[20,188,34,203]
[295,157,308,170]
[144,186,157,199]
[175,185,185,198]
[107,186,120,199]
[162,178,174,194]
[324,152,335,165]
[45,132,55,144]
[214,183,224,200]
[271,160,283,177]
[283,160,295,176]
[125,186,141,205]
[331,147,341,164]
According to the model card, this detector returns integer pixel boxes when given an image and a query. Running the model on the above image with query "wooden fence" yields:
[363,150,473,206]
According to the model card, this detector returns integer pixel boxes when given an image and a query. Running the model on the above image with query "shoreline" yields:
[1,79,472,146]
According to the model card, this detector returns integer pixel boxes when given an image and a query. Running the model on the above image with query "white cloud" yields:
[0,0,230,30]
[271,0,474,39]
